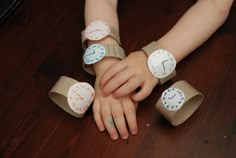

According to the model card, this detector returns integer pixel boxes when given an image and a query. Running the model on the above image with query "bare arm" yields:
[100,0,234,101]
[85,0,120,74]
[84,0,138,140]
[158,0,234,62]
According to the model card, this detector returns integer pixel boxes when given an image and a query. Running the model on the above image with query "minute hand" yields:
[162,60,168,71]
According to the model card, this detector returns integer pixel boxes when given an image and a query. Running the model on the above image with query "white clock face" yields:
[147,49,176,78]
[161,87,185,111]
[84,20,110,41]
[84,44,106,64]
[67,83,95,114]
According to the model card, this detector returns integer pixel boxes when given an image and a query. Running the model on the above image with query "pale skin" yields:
[85,0,234,140]
[100,0,234,101]
[85,0,138,140]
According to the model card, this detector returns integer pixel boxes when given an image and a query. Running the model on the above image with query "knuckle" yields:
[112,109,123,119]
[128,81,137,89]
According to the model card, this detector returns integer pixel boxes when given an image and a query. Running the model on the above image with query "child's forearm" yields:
[85,0,118,30]
[157,0,234,63]
[85,0,120,75]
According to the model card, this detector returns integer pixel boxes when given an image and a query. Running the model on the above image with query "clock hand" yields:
[168,94,176,99]
[162,60,168,71]
[76,93,84,100]
[87,29,102,34]
[86,50,96,56]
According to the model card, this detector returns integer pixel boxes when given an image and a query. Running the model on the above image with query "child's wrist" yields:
[93,57,120,75]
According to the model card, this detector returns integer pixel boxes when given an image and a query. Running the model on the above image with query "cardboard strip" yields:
[156,80,204,126]
[48,76,95,118]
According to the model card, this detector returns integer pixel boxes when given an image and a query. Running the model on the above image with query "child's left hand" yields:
[100,51,159,101]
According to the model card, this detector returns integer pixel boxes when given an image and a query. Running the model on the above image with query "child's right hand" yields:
[100,51,159,102]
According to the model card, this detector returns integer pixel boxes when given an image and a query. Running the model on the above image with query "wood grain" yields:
[0,0,235,157]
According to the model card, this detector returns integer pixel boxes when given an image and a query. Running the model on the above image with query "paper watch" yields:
[156,80,204,126]
[83,43,126,75]
[81,20,120,49]
[48,76,95,118]
[142,41,177,85]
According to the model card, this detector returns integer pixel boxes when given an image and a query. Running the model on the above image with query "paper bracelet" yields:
[48,76,95,118]
[156,80,204,126]
[83,43,126,75]
[142,41,176,85]
[81,20,121,49]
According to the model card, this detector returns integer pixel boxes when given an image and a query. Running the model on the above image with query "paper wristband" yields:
[81,23,120,50]
[156,80,204,126]
[142,41,176,85]
[48,76,95,118]
[83,44,126,75]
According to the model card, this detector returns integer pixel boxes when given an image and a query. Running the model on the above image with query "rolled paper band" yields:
[48,76,95,118]
[156,80,204,126]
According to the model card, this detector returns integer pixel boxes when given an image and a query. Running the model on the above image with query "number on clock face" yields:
[147,49,176,78]
[84,20,110,41]
[84,44,106,64]
[67,83,95,114]
[161,87,185,111]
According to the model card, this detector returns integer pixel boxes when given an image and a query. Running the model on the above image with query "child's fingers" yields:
[131,82,154,102]
[122,98,138,135]
[113,76,143,98]
[100,60,126,88]
[102,68,134,95]
[93,98,105,132]
[101,101,119,140]
[111,101,129,140]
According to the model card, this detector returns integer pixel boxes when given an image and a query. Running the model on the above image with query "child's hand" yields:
[93,74,138,140]
[92,57,138,140]
[100,51,159,102]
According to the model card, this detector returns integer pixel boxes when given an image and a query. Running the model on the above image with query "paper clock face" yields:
[67,83,95,114]
[84,20,110,41]
[84,44,106,64]
[161,87,185,111]
[147,49,176,79]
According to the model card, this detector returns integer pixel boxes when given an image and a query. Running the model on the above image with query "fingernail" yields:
[122,135,129,140]
[131,129,137,135]
[99,127,105,132]
[111,134,119,140]
[99,126,105,132]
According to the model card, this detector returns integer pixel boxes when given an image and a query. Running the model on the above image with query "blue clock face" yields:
[161,87,185,111]
[84,44,106,64]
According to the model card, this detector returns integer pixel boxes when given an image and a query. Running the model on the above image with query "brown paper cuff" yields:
[48,76,89,118]
[156,80,204,126]
[142,41,160,56]
[159,70,176,85]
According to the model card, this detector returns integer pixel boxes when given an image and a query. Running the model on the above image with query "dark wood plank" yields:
[0,0,235,158]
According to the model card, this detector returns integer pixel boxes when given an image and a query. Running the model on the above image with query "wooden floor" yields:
[0,0,236,157]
